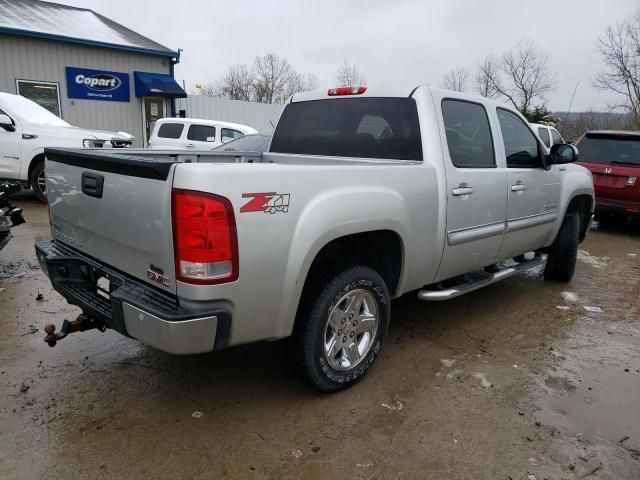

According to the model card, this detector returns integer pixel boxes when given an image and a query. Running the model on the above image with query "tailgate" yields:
[45,148,178,293]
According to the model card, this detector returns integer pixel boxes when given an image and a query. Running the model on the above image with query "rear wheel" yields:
[292,265,390,392]
[29,161,47,203]
[544,212,580,282]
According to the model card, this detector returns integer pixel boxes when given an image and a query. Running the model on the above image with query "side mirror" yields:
[0,114,15,132]
[549,143,578,164]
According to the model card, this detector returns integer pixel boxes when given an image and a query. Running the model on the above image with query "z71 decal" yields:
[241,192,290,214]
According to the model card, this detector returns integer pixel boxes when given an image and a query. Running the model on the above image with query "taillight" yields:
[172,189,238,285]
[328,86,367,96]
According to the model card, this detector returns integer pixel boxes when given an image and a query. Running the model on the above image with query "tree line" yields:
[200,55,366,105]
[204,9,640,137]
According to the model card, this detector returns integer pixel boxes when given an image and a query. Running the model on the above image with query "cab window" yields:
[187,124,216,142]
[157,123,184,139]
[537,127,551,148]
[497,109,542,168]
[550,128,563,146]
[442,99,495,168]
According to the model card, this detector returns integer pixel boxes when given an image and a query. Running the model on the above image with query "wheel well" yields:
[27,153,45,184]
[566,194,593,242]
[296,229,403,312]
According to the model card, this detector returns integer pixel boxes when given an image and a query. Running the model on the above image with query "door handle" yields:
[186,143,195,148]
[452,186,474,196]
[511,183,527,192]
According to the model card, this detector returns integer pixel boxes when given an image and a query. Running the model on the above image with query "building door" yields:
[143,97,165,146]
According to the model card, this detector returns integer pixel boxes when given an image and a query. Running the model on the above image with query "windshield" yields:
[0,94,70,127]
[270,98,422,160]
[216,134,271,152]
[578,133,640,166]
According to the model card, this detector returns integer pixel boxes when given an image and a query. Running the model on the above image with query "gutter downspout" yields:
[170,50,181,117]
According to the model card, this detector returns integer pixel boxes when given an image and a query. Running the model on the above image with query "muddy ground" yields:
[1,195,639,480]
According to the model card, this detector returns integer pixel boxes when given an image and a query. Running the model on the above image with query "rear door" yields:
[185,123,217,149]
[150,121,185,149]
[435,97,508,281]
[496,108,561,259]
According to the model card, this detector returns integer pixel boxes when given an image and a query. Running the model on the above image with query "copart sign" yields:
[66,67,130,102]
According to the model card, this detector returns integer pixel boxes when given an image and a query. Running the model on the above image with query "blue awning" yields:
[134,71,187,98]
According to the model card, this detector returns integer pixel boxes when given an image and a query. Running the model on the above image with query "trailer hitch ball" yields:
[44,313,105,347]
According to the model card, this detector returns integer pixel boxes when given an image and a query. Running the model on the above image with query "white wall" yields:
[175,96,283,133]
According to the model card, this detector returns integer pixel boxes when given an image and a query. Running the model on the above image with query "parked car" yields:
[0,180,25,252]
[575,130,640,222]
[214,134,271,152]
[530,123,565,152]
[37,85,594,391]
[148,118,258,150]
[0,92,133,202]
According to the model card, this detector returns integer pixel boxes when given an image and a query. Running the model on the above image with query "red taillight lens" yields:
[172,189,238,284]
[328,86,367,96]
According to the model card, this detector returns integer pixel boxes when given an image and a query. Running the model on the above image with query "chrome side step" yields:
[417,254,546,301]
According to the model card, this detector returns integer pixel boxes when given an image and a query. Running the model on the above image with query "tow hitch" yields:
[44,313,106,347]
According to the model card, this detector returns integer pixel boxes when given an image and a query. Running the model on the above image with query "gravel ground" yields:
[1,195,639,480]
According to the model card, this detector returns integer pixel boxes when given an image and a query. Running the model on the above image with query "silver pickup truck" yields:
[36,85,594,391]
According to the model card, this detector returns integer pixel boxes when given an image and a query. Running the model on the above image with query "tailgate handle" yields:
[81,172,104,199]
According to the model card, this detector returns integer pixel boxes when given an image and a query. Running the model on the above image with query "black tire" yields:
[29,161,47,203]
[544,212,580,282]
[292,265,390,392]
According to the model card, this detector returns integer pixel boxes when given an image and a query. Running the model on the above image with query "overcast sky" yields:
[59,0,639,112]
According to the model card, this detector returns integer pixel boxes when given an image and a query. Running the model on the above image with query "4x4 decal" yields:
[241,192,290,214]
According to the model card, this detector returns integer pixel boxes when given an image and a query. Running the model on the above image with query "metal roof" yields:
[0,0,178,58]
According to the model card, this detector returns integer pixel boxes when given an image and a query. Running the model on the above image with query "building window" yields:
[16,80,62,117]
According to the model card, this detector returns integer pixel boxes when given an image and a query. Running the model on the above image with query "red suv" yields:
[575,131,640,222]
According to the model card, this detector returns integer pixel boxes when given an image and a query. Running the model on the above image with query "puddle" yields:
[535,317,640,448]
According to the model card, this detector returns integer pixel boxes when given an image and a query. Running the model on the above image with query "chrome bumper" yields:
[122,303,218,354]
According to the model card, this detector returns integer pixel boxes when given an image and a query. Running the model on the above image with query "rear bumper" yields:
[35,240,231,354]
[596,197,640,216]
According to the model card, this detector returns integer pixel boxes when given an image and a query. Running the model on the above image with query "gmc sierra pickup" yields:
[36,85,594,391]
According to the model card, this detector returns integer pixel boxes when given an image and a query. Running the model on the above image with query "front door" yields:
[495,108,561,259]
[0,108,21,179]
[435,97,508,282]
[143,97,165,146]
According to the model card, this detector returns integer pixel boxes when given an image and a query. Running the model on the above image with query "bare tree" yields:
[284,72,319,98]
[253,53,293,104]
[475,57,500,98]
[476,39,555,117]
[205,64,253,101]
[594,10,640,128]
[441,67,469,92]
[335,58,366,87]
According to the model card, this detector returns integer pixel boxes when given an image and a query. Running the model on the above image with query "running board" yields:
[417,255,546,301]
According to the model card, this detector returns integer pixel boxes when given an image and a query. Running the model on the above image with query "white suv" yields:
[0,92,133,202]
[148,118,258,150]
[531,123,565,152]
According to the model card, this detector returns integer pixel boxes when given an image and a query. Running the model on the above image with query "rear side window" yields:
[157,123,184,139]
[537,127,551,147]
[187,124,216,142]
[497,109,542,168]
[551,128,563,146]
[442,99,495,168]
[270,98,422,160]
[578,133,640,165]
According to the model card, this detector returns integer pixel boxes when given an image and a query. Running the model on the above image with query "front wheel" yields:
[292,266,390,392]
[544,213,580,282]
[29,161,47,203]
